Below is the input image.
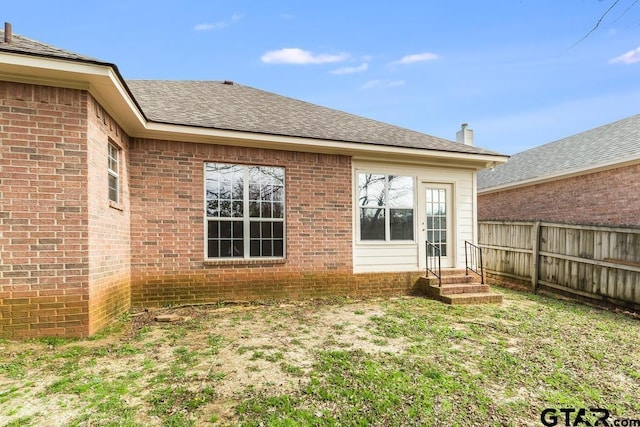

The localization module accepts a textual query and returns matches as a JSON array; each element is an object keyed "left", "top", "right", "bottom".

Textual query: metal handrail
[
  {"left": 465, "top": 240, "right": 484, "bottom": 284},
  {"left": 425, "top": 241, "right": 442, "bottom": 287}
]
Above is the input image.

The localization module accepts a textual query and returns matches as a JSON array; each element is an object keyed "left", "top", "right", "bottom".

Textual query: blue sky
[{"left": 4, "top": 0, "right": 640, "bottom": 154}]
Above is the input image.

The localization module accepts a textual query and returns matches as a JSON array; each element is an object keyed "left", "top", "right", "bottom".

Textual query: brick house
[
  {"left": 0, "top": 26, "right": 507, "bottom": 338},
  {"left": 477, "top": 114, "right": 640, "bottom": 227}
]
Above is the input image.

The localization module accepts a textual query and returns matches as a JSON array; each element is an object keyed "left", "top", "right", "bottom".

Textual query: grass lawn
[{"left": 1, "top": 286, "right": 639, "bottom": 426}]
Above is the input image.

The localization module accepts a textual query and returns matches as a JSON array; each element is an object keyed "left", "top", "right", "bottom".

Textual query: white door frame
[{"left": 418, "top": 182, "right": 455, "bottom": 269}]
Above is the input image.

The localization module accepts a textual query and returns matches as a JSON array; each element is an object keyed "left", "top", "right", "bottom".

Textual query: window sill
[
  {"left": 356, "top": 240, "right": 417, "bottom": 245},
  {"left": 203, "top": 258, "right": 287, "bottom": 267},
  {"left": 109, "top": 200, "right": 124, "bottom": 211}
]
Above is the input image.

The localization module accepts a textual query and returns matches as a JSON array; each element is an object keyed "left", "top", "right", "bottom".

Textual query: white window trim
[
  {"left": 108, "top": 142, "right": 119, "bottom": 204},
  {"left": 203, "top": 163, "right": 286, "bottom": 260},
  {"left": 356, "top": 172, "right": 416, "bottom": 244}
]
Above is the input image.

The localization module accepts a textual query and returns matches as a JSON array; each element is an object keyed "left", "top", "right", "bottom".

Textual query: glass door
[{"left": 423, "top": 184, "right": 453, "bottom": 268}]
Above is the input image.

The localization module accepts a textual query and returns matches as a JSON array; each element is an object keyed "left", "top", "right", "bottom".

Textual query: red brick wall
[
  {"left": 478, "top": 163, "right": 640, "bottom": 227},
  {"left": 129, "top": 139, "right": 400, "bottom": 306},
  {"left": 0, "top": 82, "right": 90, "bottom": 338},
  {"left": 86, "top": 96, "right": 131, "bottom": 335}
]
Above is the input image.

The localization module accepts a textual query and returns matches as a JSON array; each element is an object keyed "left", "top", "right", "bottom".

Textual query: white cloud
[
  {"left": 360, "top": 79, "right": 405, "bottom": 90},
  {"left": 330, "top": 63, "right": 368, "bottom": 75},
  {"left": 395, "top": 52, "right": 439, "bottom": 65},
  {"left": 194, "top": 13, "right": 242, "bottom": 31},
  {"left": 261, "top": 48, "right": 349, "bottom": 64},
  {"left": 609, "top": 46, "right": 640, "bottom": 64}
]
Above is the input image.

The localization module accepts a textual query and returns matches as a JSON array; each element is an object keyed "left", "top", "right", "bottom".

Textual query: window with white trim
[
  {"left": 108, "top": 142, "right": 119, "bottom": 203},
  {"left": 205, "top": 163, "right": 285, "bottom": 259},
  {"left": 358, "top": 173, "right": 414, "bottom": 241}
]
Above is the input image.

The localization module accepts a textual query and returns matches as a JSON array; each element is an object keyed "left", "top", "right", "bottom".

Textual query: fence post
[{"left": 532, "top": 221, "right": 541, "bottom": 292}]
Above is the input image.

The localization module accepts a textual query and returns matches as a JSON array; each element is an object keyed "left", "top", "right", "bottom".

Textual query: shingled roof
[
  {"left": 478, "top": 114, "right": 640, "bottom": 190},
  {"left": 1, "top": 28, "right": 503, "bottom": 157},
  {"left": 126, "top": 80, "right": 500, "bottom": 155},
  {"left": 0, "top": 31, "right": 104, "bottom": 64}
]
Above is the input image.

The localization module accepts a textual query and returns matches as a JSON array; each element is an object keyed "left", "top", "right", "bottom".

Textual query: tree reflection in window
[
  {"left": 358, "top": 174, "right": 414, "bottom": 241},
  {"left": 206, "top": 163, "right": 285, "bottom": 258}
]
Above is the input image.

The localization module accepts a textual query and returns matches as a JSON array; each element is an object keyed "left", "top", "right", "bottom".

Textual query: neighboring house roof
[
  {"left": 1, "top": 28, "right": 506, "bottom": 162},
  {"left": 478, "top": 114, "right": 640, "bottom": 191}
]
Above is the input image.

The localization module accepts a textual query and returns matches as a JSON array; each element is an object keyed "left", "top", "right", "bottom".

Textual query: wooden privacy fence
[{"left": 478, "top": 221, "right": 640, "bottom": 309}]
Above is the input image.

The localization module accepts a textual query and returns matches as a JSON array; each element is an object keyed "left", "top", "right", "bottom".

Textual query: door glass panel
[{"left": 425, "top": 188, "right": 447, "bottom": 257}]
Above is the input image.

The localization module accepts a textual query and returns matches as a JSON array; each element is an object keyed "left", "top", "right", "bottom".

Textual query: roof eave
[
  {"left": 139, "top": 121, "right": 508, "bottom": 169},
  {"left": 478, "top": 155, "right": 640, "bottom": 194},
  {"left": 0, "top": 50, "right": 508, "bottom": 169}
]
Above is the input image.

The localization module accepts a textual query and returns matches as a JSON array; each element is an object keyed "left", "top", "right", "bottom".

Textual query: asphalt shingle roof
[
  {"left": 1, "top": 28, "right": 504, "bottom": 157},
  {"left": 477, "top": 114, "right": 640, "bottom": 190},
  {"left": 126, "top": 80, "right": 500, "bottom": 155},
  {"left": 0, "top": 31, "right": 103, "bottom": 63}
]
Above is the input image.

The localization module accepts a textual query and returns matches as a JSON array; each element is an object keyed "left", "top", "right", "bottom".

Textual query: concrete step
[
  {"left": 440, "top": 292, "right": 503, "bottom": 305},
  {"left": 437, "top": 284, "right": 491, "bottom": 294}
]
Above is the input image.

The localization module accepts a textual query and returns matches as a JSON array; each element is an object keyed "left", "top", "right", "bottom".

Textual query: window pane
[
  {"left": 208, "top": 240, "right": 219, "bottom": 258},
  {"left": 208, "top": 221, "right": 219, "bottom": 239},
  {"left": 249, "top": 201, "right": 260, "bottom": 217},
  {"left": 108, "top": 143, "right": 118, "bottom": 172},
  {"left": 232, "top": 201, "right": 243, "bottom": 218},
  {"left": 274, "top": 240, "right": 284, "bottom": 257},
  {"left": 250, "top": 221, "right": 260, "bottom": 238},
  {"left": 272, "top": 185, "right": 284, "bottom": 202},
  {"left": 205, "top": 163, "right": 244, "bottom": 219},
  {"left": 220, "top": 221, "right": 231, "bottom": 238},
  {"left": 388, "top": 176, "right": 413, "bottom": 208},
  {"left": 390, "top": 209, "right": 414, "bottom": 240},
  {"left": 232, "top": 221, "right": 243, "bottom": 238},
  {"left": 207, "top": 200, "right": 219, "bottom": 217},
  {"left": 250, "top": 240, "right": 260, "bottom": 257},
  {"left": 220, "top": 240, "right": 232, "bottom": 257},
  {"left": 261, "top": 202, "right": 272, "bottom": 218},
  {"left": 272, "top": 202, "right": 284, "bottom": 219},
  {"left": 262, "top": 240, "right": 272, "bottom": 257},
  {"left": 360, "top": 208, "right": 385, "bottom": 240},
  {"left": 108, "top": 173, "right": 118, "bottom": 202},
  {"left": 261, "top": 222, "right": 272, "bottom": 238},
  {"left": 273, "top": 222, "right": 283, "bottom": 238},
  {"left": 232, "top": 240, "right": 244, "bottom": 257},
  {"left": 358, "top": 174, "right": 385, "bottom": 207},
  {"left": 219, "top": 201, "right": 231, "bottom": 217}
]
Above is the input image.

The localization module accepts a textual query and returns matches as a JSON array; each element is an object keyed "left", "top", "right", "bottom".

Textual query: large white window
[
  {"left": 205, "top": 163, "right": 285, "bottom": 259},
  {"left": 107, "top": 142, "right": 119, "bottom": 203},
  {"left": 358, "top": 173, "right": 414, "bottom": 241}
]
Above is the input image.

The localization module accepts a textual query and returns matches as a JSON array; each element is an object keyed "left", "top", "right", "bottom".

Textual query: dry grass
[{"left": 1, "top": 287, "right": 639, "bottom": 426}]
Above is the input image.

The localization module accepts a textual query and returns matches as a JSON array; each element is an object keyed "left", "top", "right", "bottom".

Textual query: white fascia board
[
  {"left": 479, "top": 156, "right": 640, "bottom": 194},
  {"left": 140, "top": 122, "right": 508, "bottom": 169},
  {"left": 0, "top": 52, "right": 146, "bottom": 132}
]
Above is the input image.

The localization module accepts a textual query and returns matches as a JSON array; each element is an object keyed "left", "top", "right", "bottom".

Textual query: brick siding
[
  {"left": 0, "top": 82, "right": 91, "bottom": 338},
  {"left": 86, "top": 96, "right": 131, "bottom": 335},
  {"left": 130, "top": 139, "right": 368, "bottom": 306},
  {"left": 478, "top": 163, "right": 640, "bottom": 227}
]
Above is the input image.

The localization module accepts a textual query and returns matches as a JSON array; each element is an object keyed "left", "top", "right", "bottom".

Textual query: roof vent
[
  {"left": 456, "top": 123, "right": 474, "bottom": 146},
  {"left": 223, "top": 80, "right": 234, "bottom": 85},
  {"left": 3, "top": 22, "right": 12, "bottom": 44}
]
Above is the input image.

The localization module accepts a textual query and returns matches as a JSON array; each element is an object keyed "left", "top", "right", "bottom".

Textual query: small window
[
  {"left": 205, "top": 163, "right": 285, "bottom": 259},
  {"left": 358, "top": 173, "right": 414, "bottom": 241},
  {"left": 108, "top": 142, "right": 119, "bottom": 203}
]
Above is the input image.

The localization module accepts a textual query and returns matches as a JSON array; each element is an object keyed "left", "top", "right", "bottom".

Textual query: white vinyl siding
[{"left": 353, "top": 161, "right": 476, "bottom": 273}]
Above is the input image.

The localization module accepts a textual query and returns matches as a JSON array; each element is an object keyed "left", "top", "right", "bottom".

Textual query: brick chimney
[
  {"left": 3, "top": 22, "right": 12, "bottom": 44},
  {"left": 456, "top": 123, "right": 473, "bottom": 146}
]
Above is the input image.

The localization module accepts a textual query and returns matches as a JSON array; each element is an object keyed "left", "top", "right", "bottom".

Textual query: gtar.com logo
[{"left": 540, "top": 408, "right": 610, "bottom": 426}]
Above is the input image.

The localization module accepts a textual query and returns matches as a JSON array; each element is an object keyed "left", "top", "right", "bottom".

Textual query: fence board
[{"left": 479, "top": 221, "right": 640, "bottom": 309}]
